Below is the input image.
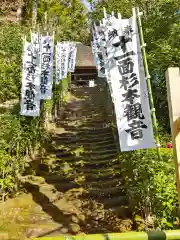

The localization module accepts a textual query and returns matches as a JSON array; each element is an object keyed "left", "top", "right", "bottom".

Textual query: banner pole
[
  {"left": 135, "top": 7, "right": 161, "bottom": 159},
  {"left": 32, "top": 0, "right": 38, "bottom": 32}
]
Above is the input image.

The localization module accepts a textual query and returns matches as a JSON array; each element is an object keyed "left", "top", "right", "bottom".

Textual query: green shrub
[
  {"left": 0, "top": 144, "right": 24, "bottom": 200},
  {"left": 120, "top": 148, "right": 179, "bottom": 230},
  {"left": 0, "top": 23, "right": 28, "bottom": 102},
  {"left": 0, "top": 104, "right": 50, "bottom": 199}
]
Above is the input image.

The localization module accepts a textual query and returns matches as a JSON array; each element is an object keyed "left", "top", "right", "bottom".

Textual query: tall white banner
[
  {"left": 20, "top": 40, "right": 40, "bottom": 116},
  {"left": 91, "top": 41, "right": 98, "bottom": 66},
  {"left": 40, "top": 35, "right": 54, "bottom": 99},
  {"left": 92, "top": 27, "right": 106, "bottom": 78},
  {"left": 56, "top": 42, "right": 69, "bottom": 83},
  {"left": 68, "top": 42, "right": 77, "bottom": 72},
  {"left": 104, "top": 16, "right": 155, "bottom": 151},
  {"left": 56, "top": 43, "right": 61, "bottom": 84},
  {"left": 103, "top": 17, "right": 123, "bottom": 111},
  {"left": 31, "top": 32, "right": 40, "bottom": 53}
]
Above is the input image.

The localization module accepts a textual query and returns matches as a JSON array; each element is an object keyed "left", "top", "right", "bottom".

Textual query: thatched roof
[{"left": 76, "top": 44, "right": 95, "bottom": 68}]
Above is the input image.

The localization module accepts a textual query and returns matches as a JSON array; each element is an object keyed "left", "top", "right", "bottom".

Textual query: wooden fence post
[{"left": 166, "top": 67, "right": 180, "bottom": 206}]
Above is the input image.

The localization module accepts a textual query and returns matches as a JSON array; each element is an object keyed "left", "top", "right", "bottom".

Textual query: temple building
[{"left": 72, "top": 43, "right": 97, "bottom": 87}]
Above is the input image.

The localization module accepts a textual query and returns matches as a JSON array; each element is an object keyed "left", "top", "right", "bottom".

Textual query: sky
[{"left": 82, "top": 0, "right": 91, "bottom": 10}]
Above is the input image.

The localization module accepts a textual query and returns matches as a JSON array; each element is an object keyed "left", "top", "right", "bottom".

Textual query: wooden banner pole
[{"left": 135, "top": 7, "right": 161, "bottom": 159}]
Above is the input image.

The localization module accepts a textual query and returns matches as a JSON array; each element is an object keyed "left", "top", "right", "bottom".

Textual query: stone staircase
[
  {"left": 36, "top": 86, "right": 132, "bottom": 233},
  {"left": 0, "top": 85, "right": 132, "bottom": 239}
]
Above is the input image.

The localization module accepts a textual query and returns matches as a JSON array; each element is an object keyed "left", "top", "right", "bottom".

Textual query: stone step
[
  {"left": 62, "top": 119, "right": 109, "bottom": 125},
  {"left": 77, "top": 132, "right": 114, "bottom": 139},
  {"left": 57, "top": 120, "right": 111, "bottom": 126},
  {"left": 86, "top": 148, "right": 117, "bottom": 156},
  {"left": 75, "top": 165, "right": 121, "bottom": 174},
  {"left": 64, "top": 107, "right": 107, "bottom": 112},
  {"left": 54, "top": 132, "right": 114, "bottom": 140},
  {"left": 22, "top": 223, "right": 65, "bottom": 238},
  {"left": 77, "top": 170, "right": 122, "bottom": 180},
  {"left": 41, "top": 169, "right": 121, "bottom": 182},
  {"left": 76, "top": 127, "right": 113, "bottom": 134},
  {"left": 88, "top": 185, "right": 126, "bottom": 198},
  {"left": 80, "top": 169, "right": 122, "bottom": 181},
  {"left": 39, "top": 182, "right": 80, "bottom": 192},
  {"left": 72, "top": 90, "right": 101, "bottom": 95},
  {"left": 80, "top": 143, "right": 117, "bottom": 151},
  {"left": 90, "top": 177, "right": 124, "bottom": 187},
  {"left": 112, "top": 206, "right": 132, "bottom": 218},
  {"left": 69, "top": 152, "right": 117, "bottom": 161},
  {"left": 81, "top": 124, "right": 112, "bottom": 129},
  {"left": 53, "top": 157, "right": 118, "bottom": 168},
  {"left": 77, "top": 124, "right": 112, "bottom": 130},
  {"left": 103, "top": 196, "right": 129, "bottom": 207},
  {"left": 53, "top": 157, "right": 120, "bottom": 170},
  {"left": 51, "top": 151, "right": 74, "bottom": 158},
  {"left": 34, "top": 173, "right": 74, "bottom": 183},
  {"left": 57, "top": 128, "right": 113, "bottom": 137},
  {"left": 0, "top": 232, "right": 9, "bottom": 240},
  {"left": 52, "top": 137, "right": 115, "bottom": 145},
  {"left": 78, "top": 134, "right": 114, "bottom": 141},
  {"left": 49, "top": 148, "right": 117, "bottom": 159},
  {"left": 39, "top": 174, "right": 123, "bottom": 187}
]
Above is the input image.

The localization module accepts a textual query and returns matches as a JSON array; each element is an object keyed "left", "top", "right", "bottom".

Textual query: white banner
[
  {"left": 31, "top": 32, "right": 40, "bottom": 53},
  {"left": 103, "top": 17, "right": 122, "bottom": 106},
  {"left": 103, "top": 15, "right": 155, "bottom": 151},
  {"left": 68, "top": 42, "right": 77, "bottom": 72},
  {"left": 56, "top": 43, "right": 61, "bottom": 84},
  {"left": 92, "top": 26, "right": 106, "bottom": 78},
  {"left": 61, "top": 42, "right": 69, "bottom": 79},
  {"left": 40, "top": 35, "right": 54, "bottom": 99},
  {"left": 20, "top": 40, "right": 40, "bottom": 116},
  {"left": 56, "top": 42, "right": 69, "bottom": 83},
  {"left": 91, "top": 41, "right": 98, "bottom": 66}
]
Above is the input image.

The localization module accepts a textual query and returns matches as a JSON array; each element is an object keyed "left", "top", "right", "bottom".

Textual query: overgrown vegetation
[
  {"left": 0, "top": 0, "right": 89, "bottom": 201},
  {"left": 120, "top": 149, "right": 178, "bottom": 230},
  {"left": 0, "top": 23, "right": 24, "bottom": 102},
  {"left": 0, "top": 101, "right": 51, "bottom": 195}
]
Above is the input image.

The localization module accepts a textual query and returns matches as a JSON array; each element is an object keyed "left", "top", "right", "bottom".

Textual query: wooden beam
[
  {"left": 75, "top": 66, "right": 96, "bottom": 70},
  {"left": 74, "top": 80, "right": 90, "bottom": 82},
  {"left": 73, "top": 73, "right": 97, "bottom": 76},
  {"left": 166, "top": 67, "right": 180, "bottom": 206}
]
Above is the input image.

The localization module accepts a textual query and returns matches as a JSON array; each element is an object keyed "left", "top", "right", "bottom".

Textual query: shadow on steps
[{"left": 24, "top": 85, "right": 133, "bottom": 237}]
